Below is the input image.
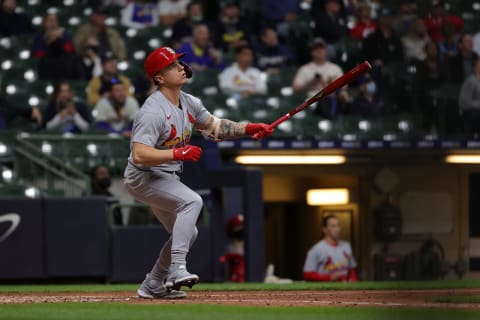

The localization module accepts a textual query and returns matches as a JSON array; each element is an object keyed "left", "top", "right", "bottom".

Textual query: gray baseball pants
[{"left": 124, "top": 166, "right": 202, "bottom": 281}]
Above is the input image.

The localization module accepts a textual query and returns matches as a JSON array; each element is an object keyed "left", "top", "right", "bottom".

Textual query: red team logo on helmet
[{"left": 144, "top": 47, "right": 186, "bottom": 78}]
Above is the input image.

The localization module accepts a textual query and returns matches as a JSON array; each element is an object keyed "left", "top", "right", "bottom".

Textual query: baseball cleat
[
  {"left": 165, "top": 265, "right": 199, "bottom": 290},
  {"left": 137, "top": 274, "right": 187, "bottom": 299}
]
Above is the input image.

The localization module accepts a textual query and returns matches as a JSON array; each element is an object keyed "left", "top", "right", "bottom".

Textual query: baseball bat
[{"left": 254, "top": 61, "right": 372, "bottom": 139}]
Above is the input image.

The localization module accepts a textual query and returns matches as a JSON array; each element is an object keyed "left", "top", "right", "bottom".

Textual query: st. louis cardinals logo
[{"left": 0, "top": 213, "right": 21, "bottom": 243}]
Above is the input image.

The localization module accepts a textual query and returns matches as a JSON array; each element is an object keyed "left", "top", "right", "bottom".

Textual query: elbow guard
[{"left": 198, "top": 116, "right": 221, "bottom": 141}]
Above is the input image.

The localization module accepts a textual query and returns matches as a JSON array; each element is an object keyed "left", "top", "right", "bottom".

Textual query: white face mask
[{"left": 366, "top": 81, "right": 377, "bottom": 95}]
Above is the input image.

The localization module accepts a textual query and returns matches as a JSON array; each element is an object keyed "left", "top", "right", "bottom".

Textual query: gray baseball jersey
[
  {"left": 125, "top": 90, "right": 211, "bottom": 174},
  {"left": 123, "top": 89, "right": 211, "bottom": 280},
  {"left": 303, "top": 240, "right": 357, "bottom": 275}
]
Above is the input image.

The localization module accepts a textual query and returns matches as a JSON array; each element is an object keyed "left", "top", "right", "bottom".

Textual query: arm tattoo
[{"left": 217, "top": 119, "right": 247, "bottom": 139}]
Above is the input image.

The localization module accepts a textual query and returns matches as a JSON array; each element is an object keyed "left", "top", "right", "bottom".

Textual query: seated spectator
[
  {"left": 303, "top": 215, "right": 358, "bottom": 282},
  {"left": 362, "top": 8, "right": 404, "bottom": 68},
  {"left": 262, "top": 0, "right": 300, "bottom": 38},
  {"left": 43, "top": 81, "right": 91, "bottom": 133},
  {"left": 424, "top": 0, "right": 463, "bottom": 43},
  {"left": 392, "top": 0, "right": 418, "bottom": 37},
  {"left": 293, "top": 38, "right": 344, "bottom": 98},
  {"left": 211, "top": 0, "right": 251, "bottom": 52},
  {"left": 86, "top": 52, "right": 133, "bottom": 106},
  {"left": 177, "top": 24, "right": 225, "bottom": 72},
  {"left": 218, "top": 46, "right": 267, "bottom": 98},
  {"left": 441, "top": 32, "right": 477, "bottom": 83},
  {"left": 158, "top": 0, "right": 190, "bottom": 27},
  {"left": 349, "top": 3, "right": 377, "bottom": 41},
  {"left": 0, "top": 95, "right": 42, "bottom": 130},
  {"left": 311, "top": 0, "right": 346, "bottom": 58},
  {"left": 121, "top": 0, "right": 159, "bottom": 29},
  {"left": 351, "top": 74, "right": 385, "bottom": 118},
  {"left": 413, "top": 40, "right": 444, "bottom": 130},
  {"left": 438, "top": 23, "right": 460, "bottom": 63},
  {"left": 74, "top": 6, "right": 127, "bottom": 61},
  {"left": 170, "top": 0, "right": 204, "bottom": 49},
  {"left": 31, "top": 13, "right": 85, "bottom": 81},
  {"left": 255, "top": 27, "right": 293, "bottom": 75},
  {"left": 90, "top": 164, "right": 123, "bottom": 225},
  {"left": 94, "top": 78, "right": 139, "bottom": 136},
  {"left": 80, "top": 36, "right": 103, "bottom": 80},
  {"left": 0, "top": 0, "right": 34, "bottom": 37},
  {"left": 452, "top": 34, "right": 478, "bottom": 82},
  {"left": 402, "top": 18, "right": 430, "bottom": 62},
  {"left": 459, "top": 58, "right": 480, "bottom": 136}
]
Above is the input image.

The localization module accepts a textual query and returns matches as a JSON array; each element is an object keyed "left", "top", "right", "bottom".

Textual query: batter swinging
[{"left": 123, "top": 47, "right": 273, "bottom": 299}]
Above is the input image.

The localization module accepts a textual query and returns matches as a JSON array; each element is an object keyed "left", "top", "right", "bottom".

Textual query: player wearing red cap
[{"left": 123, "top": 47, "right": 273, "bottom": 299}]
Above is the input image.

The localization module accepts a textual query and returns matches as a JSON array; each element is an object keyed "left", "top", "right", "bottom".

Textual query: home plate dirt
[{"left": 1, "top": 289, "right": 480, "bottom": 309}]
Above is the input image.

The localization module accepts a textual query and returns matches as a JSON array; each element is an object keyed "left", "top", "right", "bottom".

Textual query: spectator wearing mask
[
  {"left": 255, "top": 27, "right": 293, "bottom": 75},
  {"left": 31, "top": 13, "right": 85, "bottom": 81},
  {"left": 401, "top": 18, "right": 430, "bottom": 62},
  {"left": 211, "top": 0, "right": 251, "bottom": 51},
  {"left": 459, "top": 58, "right": 480, "bottom": 136},
  {"left": 158, "top": 0, "right": 190, "bottom": 27},
  {"left": 177, "top": 23, "right": 225, "bottom": 71},
  {"left": 43, "top": 81, "right": 92, "bottom": 133},
  {"left": 170, "top": 1, "right": 204, "bottom": 49},
  {"left": 86, "top": 52, "right": 133, "bottom": 106},
  {"left": 351, "top": 74, "right": 385, "bottom": 118},
  {"left": 362, "top": 8, "right": 404, "bottom": 68},
  {"left": 94, "top": 78, "right": 139, "bottom": 136},
  {"left": 424, "top": 0, "right": 463, "bottom": 43},
  {"left": 90, "top": 164, "right": 123, "bottom": 225},
  {"left": 121, "top": 0, "right": 160, "bottom": 29},
  {"left": 218, "top": 45, "right": 267, "bottom": 98},
  {"left": 0, "top": 95, "right": 42, "bottom": 130},
  {"left": 349, "top": 3, "right": 377, "bottom": 41},
  {"left": 74, "top": 6, "right": 127, "bottom": 61},
  {"left": 0, "top": 0, "right": 34, "bottom": 37}
]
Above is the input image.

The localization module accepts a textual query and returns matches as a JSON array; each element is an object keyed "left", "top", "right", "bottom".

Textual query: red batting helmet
[{"left": 144, "top": 47, "right": 185, "bottom": 79}]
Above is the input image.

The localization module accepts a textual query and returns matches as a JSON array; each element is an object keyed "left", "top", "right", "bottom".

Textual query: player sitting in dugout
[{"left": 303, "top": 215, "right": 358, "bottom": 282}]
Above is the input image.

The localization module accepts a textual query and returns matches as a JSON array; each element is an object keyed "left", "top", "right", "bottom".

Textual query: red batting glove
[
  {"left": 246, "top": 123, "right": 274, "bottom": 140},
  {"left": 173, "top": 145, "right": 203, "bottom": 162}
]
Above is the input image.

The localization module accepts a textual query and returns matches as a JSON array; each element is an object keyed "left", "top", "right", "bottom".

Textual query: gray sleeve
[
  {"left": 186, "top": 94, "right": 211, "bottom": 124},
  {"left": 131, "top": 111, "right": 165, "bottom": 147},
  {"left": 303, "top": 246, "right": 323, "bottom": 272},
  {"left": 459, "top": 78, "right": 480, "bottom": 110}
]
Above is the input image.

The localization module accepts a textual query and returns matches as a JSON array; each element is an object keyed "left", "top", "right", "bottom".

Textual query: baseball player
[
  {"left": 303, "top": 215, "right": 358, "bottom": 282},
  {"left": 123, "top": 46, "right": 274, "bottom": 299}
]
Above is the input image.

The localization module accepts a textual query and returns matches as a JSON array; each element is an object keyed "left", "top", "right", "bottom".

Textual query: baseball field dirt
[
  {"left": 1, "top": 288, "right": 480, "bottom": 308},
  {"left": 1, "top": 282, "right": 480, "bottom": 320}
]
